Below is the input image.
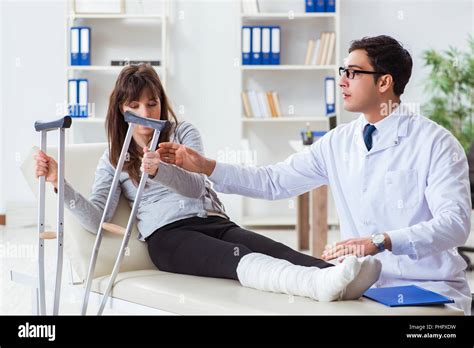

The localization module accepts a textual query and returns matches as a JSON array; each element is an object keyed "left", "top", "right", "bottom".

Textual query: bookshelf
[
  {"left": 241, "top": 12, "right": 336, "bottom": 19},
  {"left": 242, "top": 116, "right": 328, "bottom": 123},
  {"left": 64, "top": 0, "right": 169, "bottom": 144},
  {"left": 238, "top": 0, "right": 340, "bottom": 228},
  {"left": 241, "top": 64, "right": 336, "bottom": 70}
]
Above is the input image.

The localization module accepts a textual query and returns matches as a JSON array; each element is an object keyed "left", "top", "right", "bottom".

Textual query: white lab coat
[{"left": 209, "top": 104, "right": 472, "bottom": 314}]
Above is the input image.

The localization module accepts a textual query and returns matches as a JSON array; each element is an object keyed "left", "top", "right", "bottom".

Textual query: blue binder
[
  {"left": 305, "top": 0, "right": 315, "bottom": 12},
  {"left": 325, "top": 77, "right": 335, "bottom": 115},
  {"left": 261, "top": 27, "right": 271, "bottom": 65},
  {"left": 78, "top": 79, "right": 89, "bottom": 117},
  {"left": 242, "top": 26, "right": 252, "bottom": 65},
  {"left": 251, "top": 27, "right": 262, "bottom": 65},
  {"left": 68, "top": 79, "right": 88, "bottom": 117},
  {"left": 270, "top": 26, "right": 280, "bottom": 65},
  {"left": 315, "top": 0, "right": 325, "bottom": 12},
  {"left": 326, "top": 0, "right": 336, "bottom": 12},
  {"left": 68, "top": 79, "right": 79, "bottom": 117},
  {"left": 70, "top": 28, "right": 80, "bottom": 66},
  {"left": 364, "top": 285, "right": 455, "bottom": 307},
  {"left": 80, "top": 27, "right": 91, "bottom": 65}
]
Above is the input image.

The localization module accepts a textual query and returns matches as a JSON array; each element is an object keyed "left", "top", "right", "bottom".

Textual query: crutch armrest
[
  {"left": 35, "top": 116, "right": 72, "bottom": 132},
  {"left": 124, "top": 111, "right": 171, "bottom": 132}
]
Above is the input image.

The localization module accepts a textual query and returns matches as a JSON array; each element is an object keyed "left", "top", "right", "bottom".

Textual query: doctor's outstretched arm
[{"left": 158, "top": 140, "right": 329, "bottom": 200}]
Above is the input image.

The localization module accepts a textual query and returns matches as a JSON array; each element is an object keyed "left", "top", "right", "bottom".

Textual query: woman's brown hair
[{"left": 106, "top": 63, "right": 178, "bottom": 186}]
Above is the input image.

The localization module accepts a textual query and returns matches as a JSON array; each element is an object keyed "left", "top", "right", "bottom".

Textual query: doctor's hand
[
  {"left": 321, "top": 234, "right": 391, "bottom": 261},
  {"left": 158, "top": 142, "right": 216, "bottom": 176}
]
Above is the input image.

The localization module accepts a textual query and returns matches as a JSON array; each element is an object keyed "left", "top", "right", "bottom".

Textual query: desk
[{"left": 289, "top": 140, "right": 329, "bottom": 258}]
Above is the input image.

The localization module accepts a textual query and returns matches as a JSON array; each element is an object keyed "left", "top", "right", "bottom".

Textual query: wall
[{"left": 1, "top": 0, "right": 473, "bottom": 223}]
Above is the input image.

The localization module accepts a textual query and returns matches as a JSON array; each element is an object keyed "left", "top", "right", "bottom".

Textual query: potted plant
[{"left": 422, "top": 36, "right": 474, "bottom": 199}]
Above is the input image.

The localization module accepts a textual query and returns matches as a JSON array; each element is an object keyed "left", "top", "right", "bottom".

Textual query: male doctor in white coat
[{"left": 158, "top": 35, "right": 472, "bottom": 314}]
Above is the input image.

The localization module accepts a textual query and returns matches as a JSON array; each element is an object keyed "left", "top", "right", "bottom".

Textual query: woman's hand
[
  {"left": 158, "top": 142, "right": 216, "bottom": 176},
  {"left": 141, "top": 147, "right": 160, "bottom": 177},
  {"left": 34, "top": 150, "right": 58, "bottom": 189}
]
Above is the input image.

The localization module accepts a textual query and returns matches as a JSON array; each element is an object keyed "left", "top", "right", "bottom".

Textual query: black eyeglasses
[{"left": 339, "top": 66, "right": 387, "bottom": 80}]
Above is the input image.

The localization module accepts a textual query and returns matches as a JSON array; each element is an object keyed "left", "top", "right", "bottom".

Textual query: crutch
[
  {"left": 34, "top": 116, "right": 72, "bottom": 315},
  {"left": 81, "top": 111, "right": 170, "bottom": 315}
]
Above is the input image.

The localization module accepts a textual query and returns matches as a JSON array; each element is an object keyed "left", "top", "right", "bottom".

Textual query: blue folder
[
  {"left": 80, "top": 27, "right": 91, "bottom": 65},
  {"left": 261, "top": 26, "right": 271, "bottom": 65},
  {"left": 315, "top": 0, "right": 325, "bottom": 12},
  {"left": 325, "top": 77, "right": 336, "bottom": 115},
  {"left": 363, "top": 285, "right": 455, "bottom": 307},
  {"left": 70, "top": 27, "right": 81, "bottom": 66},
  {"left": 77, "top": 79, "right": 89, "bottom": 117},
  {"left": 305, "top": 0, "right": 315, "bottom": 12},
  {"left": 270, "top": 26, "right": 280, "bottom": 65},
  {"left": 242, "top": 26, "right": 252, "bottom": 65},
  {"left": 326, "top": 0, "right": 336, "bottom": 12},
  {"left": 251, "top": 27, "right": 262, "bottom": 65},
  {"left": 68, "top": 79, "right": 79, "bottom": 117}
]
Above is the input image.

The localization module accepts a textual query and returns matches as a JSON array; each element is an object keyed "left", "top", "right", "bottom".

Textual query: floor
[{"left": 1, "top": 202, "right": 474, "bottom": 315}]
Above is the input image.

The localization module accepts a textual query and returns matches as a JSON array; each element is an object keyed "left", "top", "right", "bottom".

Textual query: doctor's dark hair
[
  {"left": 106, "top": 63, "right": 178, "bottom": 187},
  {"left": 349, "top": 35, "right": 413, "bottom": 96}
]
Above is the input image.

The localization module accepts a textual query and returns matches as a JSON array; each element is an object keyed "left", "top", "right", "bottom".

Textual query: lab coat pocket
[{"left": 384, "top": 169, "right": 419, "bottom": 209}]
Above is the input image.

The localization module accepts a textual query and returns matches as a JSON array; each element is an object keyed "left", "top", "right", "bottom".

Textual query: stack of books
[
  {"left": 241, "top": 91, "right": 282, "bottom": 118},
  {"left": 242, "top": 0, "right": 259, "bottom": 14},
  {"left": 304, "top": 32, "right": 335, "bottom": 66}
]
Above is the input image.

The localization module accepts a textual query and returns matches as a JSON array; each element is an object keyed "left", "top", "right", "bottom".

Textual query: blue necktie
[{"left": 363, "top": 124, "right": 377, "bottom": 151}]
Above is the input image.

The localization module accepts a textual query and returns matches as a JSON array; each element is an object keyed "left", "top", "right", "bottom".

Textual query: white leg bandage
[{"left": 236, "top": 253, "right": 363, "bottom": 302}]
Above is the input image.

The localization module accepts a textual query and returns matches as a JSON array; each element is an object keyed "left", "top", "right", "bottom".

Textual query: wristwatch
[{"left": 371, "top": 233, "right": 386, "bottom": 252}]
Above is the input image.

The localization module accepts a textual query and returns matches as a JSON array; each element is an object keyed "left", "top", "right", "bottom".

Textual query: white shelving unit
[
  {"left": 242, "top": 116, "right": 328, "bottom": 123},
  {"left": 241, "top": 12, "right": 336, "bottom": 19},
  {"left": 67, "top": 65, "right": 163, "bottom": 72},
  {"left": 239, "top": 1, "right": 340, "bottom": 227},
  {"left": 241, "top": 64, "right": 336, "bottom": 70},
  {"left": 65, "top": 0, "right": 169, "bottom": 144},
  {"left": 72, "top": 14, "right": 164, "bottom": 19}
]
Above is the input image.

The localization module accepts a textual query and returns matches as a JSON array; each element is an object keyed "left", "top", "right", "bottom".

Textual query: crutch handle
[
  {"left": 35, "top": 116, "right": 72, "bottom": 132},
  {"left": 124, "top": 111, "right": 171, "bottom": 132}
]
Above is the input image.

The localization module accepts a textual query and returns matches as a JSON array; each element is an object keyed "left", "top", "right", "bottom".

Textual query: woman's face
[{"left": 122, "top": 88, "right": 162, "bottom": 141}]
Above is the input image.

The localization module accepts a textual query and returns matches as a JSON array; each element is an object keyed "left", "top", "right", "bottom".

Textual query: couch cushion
[
  {"left": 20, "top": 143, "right": 156, "bottom": 281},
  {"left": 91, "top": 270, "right": 463, "bottom": 315}
]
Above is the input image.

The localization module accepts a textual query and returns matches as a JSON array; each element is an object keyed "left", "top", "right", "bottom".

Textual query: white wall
[
  {"left": 166, "top": 0, "right": 242, "bottom": 217},
  {"left": 2, "top": 0, "right": 66, "bottom": 206},
  {"left": 339, "top": 0, "right": 474, "bottom": 123},
  {"left": 1, "top": 0, "right": 473, "bottom": 221}
]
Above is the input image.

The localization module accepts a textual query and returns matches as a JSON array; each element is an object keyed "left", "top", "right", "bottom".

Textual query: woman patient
[{"left": 34, "top": 63, "right": 381, "bottom": 302}]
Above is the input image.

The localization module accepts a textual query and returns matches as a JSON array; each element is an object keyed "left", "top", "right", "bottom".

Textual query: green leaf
[{"left": 422, "top": 35, "right": 474, "bottom": 153}]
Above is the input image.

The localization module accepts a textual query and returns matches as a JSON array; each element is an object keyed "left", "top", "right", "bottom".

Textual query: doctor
[{"left": 158, "top": 35, "right": 472, "bottom": 314}]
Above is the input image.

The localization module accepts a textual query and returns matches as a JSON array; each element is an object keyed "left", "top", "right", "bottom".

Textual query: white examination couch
[{"left": 19, "top": 143, "right": 462, "bottom": 315}]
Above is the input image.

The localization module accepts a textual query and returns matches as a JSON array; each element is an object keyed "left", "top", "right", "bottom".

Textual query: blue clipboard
[{"left": 363, "top": 285, "right": 455, "bottom": 307}]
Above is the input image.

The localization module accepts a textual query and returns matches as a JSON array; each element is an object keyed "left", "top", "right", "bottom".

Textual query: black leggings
[{"left": 146, "top": 216, "right": 333, "bottom": 280}]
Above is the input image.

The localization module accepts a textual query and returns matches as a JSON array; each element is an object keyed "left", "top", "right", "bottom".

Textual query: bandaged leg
[
  {"left": 341, "top": 256, "right": 382, "bottom": 300},
  {"left": 236, "top": 253, "right": 361, "bottom": 302}
]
